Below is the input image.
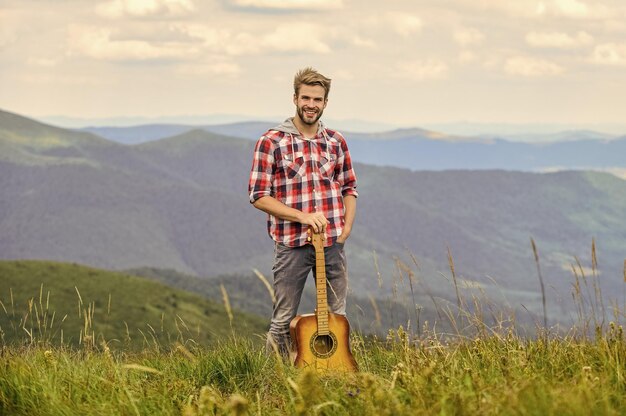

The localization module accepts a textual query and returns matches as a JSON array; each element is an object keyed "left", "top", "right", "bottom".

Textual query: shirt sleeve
[
  {"left": 248, "top": 136, "right": 275, "bottom": 203},
  {"left": 335, "top": 136, "right": 359, "bottom": 198}
]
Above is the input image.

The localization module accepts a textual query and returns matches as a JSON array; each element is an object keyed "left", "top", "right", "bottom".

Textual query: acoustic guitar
[{"left": 289, "top": 230, "right": 358, "bottom": 372}]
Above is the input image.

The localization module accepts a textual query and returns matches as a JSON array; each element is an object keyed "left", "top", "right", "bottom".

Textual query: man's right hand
[
  {"left": 252, "top": 196, "right": 329, "bottom": 233},
  {"left": 298, "top": 211, "right": 329, "bottom": 234}
]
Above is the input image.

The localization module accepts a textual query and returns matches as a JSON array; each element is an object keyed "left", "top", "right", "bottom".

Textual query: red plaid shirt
[{"left": 248, "top": 119, "right": 358, "bottom": 247}]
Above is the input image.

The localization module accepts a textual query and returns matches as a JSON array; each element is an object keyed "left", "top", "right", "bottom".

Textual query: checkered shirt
[{"left": 248, "top": 124, "right": 358, "bottom": 247}]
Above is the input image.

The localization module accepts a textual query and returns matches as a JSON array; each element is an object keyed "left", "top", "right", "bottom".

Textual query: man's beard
[{"left": 297, "top": 105, "right": 323, "bottom": 125}]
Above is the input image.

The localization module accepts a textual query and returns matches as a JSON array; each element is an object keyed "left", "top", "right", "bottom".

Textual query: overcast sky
[{"left": 1, "top": 0, "right": 626, "bottom": 129}]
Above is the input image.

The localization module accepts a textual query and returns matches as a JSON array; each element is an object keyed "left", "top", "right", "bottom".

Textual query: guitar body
[{"left": 290, "top": 312, "right": 358, "bottom": 372}]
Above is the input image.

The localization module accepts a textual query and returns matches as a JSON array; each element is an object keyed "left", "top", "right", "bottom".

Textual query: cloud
[
  {"left": 458, "top": 50, "right": 477, "bottom": 64},
  {"left": 536, "top": 0, "right": 614, "bottom": 19},
  {"left": 454, "top": 28, "right": 485, "bottom": 46},
  {"left": 526, "top": 31, "right": 593, "bottom": 49},
  {"left": 349, "top": 34, "right": 376, "bottom": 49},
  {"left": 386, "top": 12, "right": 422, "bottom": 37},
  {"left": 176, "top": 59, "right": 241, "bottom": 76},
  {"left": 537, "top": 0, "right": 589, "bottom": 18},
  {"left": 454, "top": 0, "right": 619, "bottom": 20},
  {"left": 394, "top": 59, "right": 449, "bottom": 81},
  {"left": 176, "top": 22, "right": 332, "bottom": 55},
  {"left": 262, "top": 23, "right": 331, "bottom": 53},
  {"left": 96, "top": 0, "right": 196, "bottom": 19},
  {"left": 591, "top": 43, "right": 626, "bottom": 66},
  {"left": 504, "top": 56, "right": 564, "bottom": 77},
  {"left": 67, "top": 24, "right": 198, "bottom": 61},
  {"left": 452, "top": 0, "right": 542, "bottom": 18},
  {"left": 228, "top": 0, "right": 343, "bottom": 11},
  {"left": 27, "top": 57, "right": 59, "bottom": 68}
]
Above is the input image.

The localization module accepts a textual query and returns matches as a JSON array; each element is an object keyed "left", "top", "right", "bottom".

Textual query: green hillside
[
  {"left": 127, "top": 266, "right": 457, "bottom": 336},
  {"left": 0, "top": 260, "right": 267, "bottom": 349},
  {"left": 0, "top": 109, "right": 116, "bottom": 166}
]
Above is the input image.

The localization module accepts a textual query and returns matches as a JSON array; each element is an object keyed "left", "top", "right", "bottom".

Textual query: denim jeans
[{"left": 266, "top": 241, "right": 348, "bottom": 357}]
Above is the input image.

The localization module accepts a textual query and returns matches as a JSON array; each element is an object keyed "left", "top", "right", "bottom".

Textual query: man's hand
[
  {"left": 336, "top": 227, "right": 350, "bottom": 244},
  {"left": 298, "top": 212, "right": 329, "bottom": 234}
]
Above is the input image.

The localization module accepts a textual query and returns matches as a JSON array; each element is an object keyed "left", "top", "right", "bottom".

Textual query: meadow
[{"left": 1, "top": 249, "right": 626, "bottom": 415}]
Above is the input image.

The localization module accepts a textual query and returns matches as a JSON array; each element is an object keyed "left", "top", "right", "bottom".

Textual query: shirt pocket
[
  {"left": 319, "top": 151, "right": 337, "bottom": 179},
  {"left": 278, "top": 151, "right": 306, "bottom": 179}
]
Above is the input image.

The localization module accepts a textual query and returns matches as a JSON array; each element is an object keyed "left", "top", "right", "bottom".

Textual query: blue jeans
[{"left": 266, "top": 241, "right": 348, "bottom": 357}]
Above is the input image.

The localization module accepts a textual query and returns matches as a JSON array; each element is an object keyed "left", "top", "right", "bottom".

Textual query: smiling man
[{"left": 248, "top": 67, "right": 358, "bottom": 357}]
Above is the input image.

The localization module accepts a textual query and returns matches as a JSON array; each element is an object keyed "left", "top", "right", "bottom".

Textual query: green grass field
[
  {"left": 0, "top": 260, "right": 267, "bottom": 349},
  {"left": 1, "top": 327, "right": 625, "bottom": 415},
  {"left": 1, "top": 259, "right": 625, "bottom": 415}
]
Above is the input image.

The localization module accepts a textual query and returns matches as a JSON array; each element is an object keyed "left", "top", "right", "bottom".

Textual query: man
[{"left": 248, "top": 67, "right": 358, "bottom": 357}]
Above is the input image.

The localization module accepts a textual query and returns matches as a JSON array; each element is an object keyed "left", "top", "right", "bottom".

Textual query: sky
[{"left": 1, "top": 0, "right": 626, "bottom": 131}]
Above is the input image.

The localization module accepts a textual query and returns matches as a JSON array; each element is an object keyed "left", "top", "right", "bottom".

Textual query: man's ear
[{"left": 293, "top": 94, "right": 298, "bottom": 106}]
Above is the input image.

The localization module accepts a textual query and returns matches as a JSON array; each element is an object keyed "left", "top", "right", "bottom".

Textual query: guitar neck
[{"left": 312, "top": 233, "right": 329, "bottom": 335}]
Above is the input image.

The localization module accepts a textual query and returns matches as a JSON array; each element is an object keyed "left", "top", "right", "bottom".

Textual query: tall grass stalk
[{"left": 530, "top": 238, "right": 548, "bottom": 333}]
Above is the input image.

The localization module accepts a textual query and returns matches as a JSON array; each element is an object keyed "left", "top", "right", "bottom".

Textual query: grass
[
  {"left": 0, "top": 260, "right": 267, "bottom": 349},
  {"left": 1, "top": 326, "right": 625, "bottom": 415},
  {"left": 2, "top": 244, "right": 626, "bottom": 415}
]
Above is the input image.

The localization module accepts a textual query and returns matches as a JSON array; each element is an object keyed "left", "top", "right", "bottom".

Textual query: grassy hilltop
[
  {"left": 1, "top": 315, "right": 625, "bottom": 414},
  {"left": 1, "top": 261, "right": 626, "bottom": 415},
  {"left": 0, "top": 260, "right": 267, "bottom": 349}
]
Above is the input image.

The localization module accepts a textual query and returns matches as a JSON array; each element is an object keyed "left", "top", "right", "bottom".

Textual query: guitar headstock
[{"left": 307, "top": 228, "right": 325, "bottom": 251}]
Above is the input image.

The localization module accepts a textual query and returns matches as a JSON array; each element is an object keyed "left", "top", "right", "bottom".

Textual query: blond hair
[{"left": 293, "top": 67, "right": 331, "bottom": 100}]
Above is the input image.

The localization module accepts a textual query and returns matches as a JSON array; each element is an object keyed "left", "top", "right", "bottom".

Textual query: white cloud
[
  {"left": 453, "top": 0, "right": 542, "bottom": 18},
  {"left": 458, "top": 50, "right": 477, "bottom": 64},
  {"left": 262, "top": 23, "right": 331, "bottom": 54},
  {"left": 349, "top": 34, "right": 376, "bottom": 49},
  {"left": 455, "top": 0, "right": 619, "bottom": 20},
  {"left": 454, "top": 28, "right": 485, "bottom": 46},
  {"left": 176, "top": 22, "right": 332, "bottom": 55},
  {"left": 176, "top": 59, "right": 241, "bottom": 76},
  {"left": 526, "top": 31, "right": 593, "bottom": 49},
  {"left": 386, "top": 12, "right": 422, "bottom": 37},
  {"left": 504, "top": 56, "right": 564, "bottom": 77},
  {"left": 27, "top": 57, "right": 59, "bottom": 68},
  {"left": 395, "top": 59, "right": 449, "bottom": 81},
  {"left": 96, "top": 0, "right": 196, "bottom": 19},
  {"left": 544, "top": 0, "right": 589, "bottom": 17},
  {"left": 67, "top": 24, "right": 198, "bottom": 61},
  {"left": 67, "top": 20, "right": 333, "bottom": 62},
  {"left": 228, "top": 0, "right": 343, "bottom": 10},
  {"left": 591, "top": 43, "right": 626, "bottom": 66},
  {"left": 536, "top": 0, "right": 614, "bottom": 19}
]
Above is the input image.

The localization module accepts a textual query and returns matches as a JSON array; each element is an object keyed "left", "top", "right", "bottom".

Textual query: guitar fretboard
[{"left": 312, "top": 233, "right": 329, "bottom": 335}]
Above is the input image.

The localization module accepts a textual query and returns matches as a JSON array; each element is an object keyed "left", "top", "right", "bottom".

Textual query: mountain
[
  {"left": 0, "top": 260, "right": 267, "bottom": 348},
  {"left": 81, "top": 119, "right": 626, "bottom": 172},
  {"left": 2, "top": 108, "right": 626, "bottom": 328},
  {"left": 81, "top": 121, "right": 274, "bottom": 144},
  {"left": 346, "top": 132, "right": 626, "bottom": 171}
]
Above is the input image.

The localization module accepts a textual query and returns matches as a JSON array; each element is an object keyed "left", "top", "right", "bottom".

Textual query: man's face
[{"left": 293, "top": 84, "right": 327, "bottom": 126}]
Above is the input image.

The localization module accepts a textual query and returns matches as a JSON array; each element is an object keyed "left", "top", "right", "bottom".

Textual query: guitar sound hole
[{"left": 311, "top": 332, "right": 338, "bottom": 358}]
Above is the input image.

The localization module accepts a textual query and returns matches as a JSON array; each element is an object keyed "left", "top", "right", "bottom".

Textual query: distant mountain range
[
  {"left": 80, "top": 121, "right": 626, "bottom": 173},
  {"left": 2, "top": 108, "right": 626, "bottom": 329}
]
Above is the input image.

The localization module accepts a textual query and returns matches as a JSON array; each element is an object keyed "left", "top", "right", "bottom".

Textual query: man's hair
[{"left": 293, "top": 67, "right": 331, "bottom": 100}]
